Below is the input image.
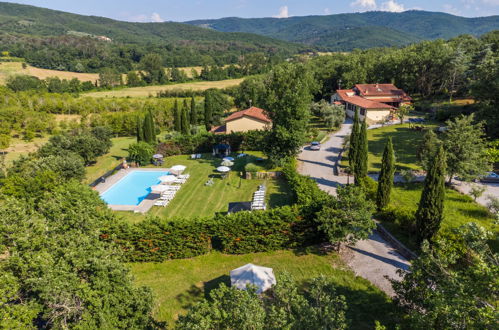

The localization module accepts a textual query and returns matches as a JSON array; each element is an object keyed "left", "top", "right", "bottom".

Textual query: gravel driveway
[{"left": 298, "top": 120, "right": 410, "bottom": 296}]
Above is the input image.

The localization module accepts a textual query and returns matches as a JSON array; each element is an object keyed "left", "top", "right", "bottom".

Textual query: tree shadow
[{"left": 175, "top": 275, "right": 231, "bottom": 309}]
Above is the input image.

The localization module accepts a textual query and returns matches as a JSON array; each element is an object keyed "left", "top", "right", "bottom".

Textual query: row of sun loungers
[
  {"left": 191, "top": 154, "right": 202, "bottom": 159},
  {"left": 251, "top": 185, "right": 266, "bottom": 210},
  {"left": 154, "top": 174, "right": 190, "bottom": 207}
]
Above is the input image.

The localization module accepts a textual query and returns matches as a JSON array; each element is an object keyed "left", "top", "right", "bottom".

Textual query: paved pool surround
[{"left": 94, "top": 168, "right": 170, "bottom": 213}]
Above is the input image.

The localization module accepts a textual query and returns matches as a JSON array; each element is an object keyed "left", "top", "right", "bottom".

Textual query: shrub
[
  {"left": 244, "top": 163, "right": 259, "bottom": 174},
  {"left": 128, "top": 142, "right": 154, "bottom": 165},
  {"left": 377, "top": 206, "right": 416, "bottom": 232}
]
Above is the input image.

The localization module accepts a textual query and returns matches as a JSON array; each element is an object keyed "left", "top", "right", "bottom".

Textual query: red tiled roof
[
  {"left": 345, "top": 95, "right": 395, "bottom": 109},
  {"left": 336, "top": 89, "right": 356, "bottom": 101},
  {"left": 224, "top": 107, "right": 271, "bottom": 123},
  {"left": 354, "top": 84, "right": 412, "bottom": 101}
]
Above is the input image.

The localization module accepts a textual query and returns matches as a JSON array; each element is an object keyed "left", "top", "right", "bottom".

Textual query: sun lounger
[{"left": 191, "top": 154, "right": 197, "bottom": 159}]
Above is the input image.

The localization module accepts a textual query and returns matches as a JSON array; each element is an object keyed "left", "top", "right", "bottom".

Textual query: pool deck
[{"left": 94, "top": 168, "right": 170, "bottom": 214}]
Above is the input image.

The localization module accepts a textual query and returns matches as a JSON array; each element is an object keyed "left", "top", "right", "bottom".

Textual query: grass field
[
  {"left": 130, "top": 249, "right": 396, "bottom": 328},
  {"left": 380, "top": 183, "right": 498, "bottom": 251},
  {"left": 341, "top": 123, "right": 439, "bottom": 172},
  {"left": 3, "top": 136, "right": 50, "bottom": 167},
  {"left": 84, "top": 78, "right": 244, "bottom": 98},
  {"left": 0, "top": 62, "right": 99, "bottom": 84},
  {"left": 84, "top": 136, "right": 136, "bottom": 184},
  {"left": 119, "top": 153, "right": 291, "bottom": 222}
]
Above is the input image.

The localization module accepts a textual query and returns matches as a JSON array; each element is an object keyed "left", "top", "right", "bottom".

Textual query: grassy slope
[
  {"left": 381, "top": 183, "right": 497, "bottom": 251},
  {"left": 0, "top": 62, "right": 99, "bottom": 84},
  {"left": 119, "top": 153, "right": 292, "bottom": 222},
  {"left": 131, "top": 249, "right": 396, "bottom": 328},
  {"left": 341, "top": 123, "right": 439, "bottom": 172},
  {"left": 84, "top": 78, "right": 244, "bottom": 98}
]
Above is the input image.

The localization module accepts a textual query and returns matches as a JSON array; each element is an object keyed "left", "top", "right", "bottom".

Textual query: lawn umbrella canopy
[
  {"left": 221, "top": 160, "right": 234, "bottom": 167},
  {"left": 216, "top": 166, "right": 230, "bottom": 173},
  {"left": 153, "top": 154, "right": 164, "bottom": 159},
  {"left": 223, "top": 157, "right": 234, "bottom": 161},
  {"left": 159, "top": 175, "right": 177, "bottom": 183},
  {"left": 230, "top": 264, "right": 276, "bottom": 294}
]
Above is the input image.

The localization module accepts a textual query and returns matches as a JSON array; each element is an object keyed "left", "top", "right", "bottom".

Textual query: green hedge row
[{"left": 104, "top": 205, "right": 322, "bottom": 262}]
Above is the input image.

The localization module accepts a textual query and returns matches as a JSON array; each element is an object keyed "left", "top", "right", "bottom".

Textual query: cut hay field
[
  {"left": 84, "top": 78, "right": 244, "bottom": 98},
  {"left": 0, "top": 62, "right": 99, "bottom": 84}
]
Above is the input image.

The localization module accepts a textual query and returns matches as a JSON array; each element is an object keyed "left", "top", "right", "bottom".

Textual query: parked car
[
  {"left": 480, "top": 172, "right": 499, "bottom": 183},
  {"left": 310, "top": 141, "right": 321, "bottom": 151}
]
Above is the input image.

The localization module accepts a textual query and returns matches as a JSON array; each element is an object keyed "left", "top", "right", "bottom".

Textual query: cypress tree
[
  {"left": 415, "top": 145, "right": 446, "bottom": 244},
  {"left": 136, "top": 116, "right": 144, "bottom": 142},
  {"left": 376, "top": 137, "right": 395, "bottom": 210},
  {"left": 190, "top": 96, "right": 197, "bottom": 125},
  {"left": 204, "top": 92, "right": 213, "bottom": 131},
  {"left": 349, "top": 109, "right": 360, "bottom": 173},
  {"left": 181, "top": 107, "right": 190, "bottom": 135},
  {"left": 354, "top": 117, "right": 368, "bottom": 185},
  {"left": 143, "top": 110, "right": 154, "bottom": 143},
  {"left": 173, "top": 99, "right": 181, "bottom": 132}
]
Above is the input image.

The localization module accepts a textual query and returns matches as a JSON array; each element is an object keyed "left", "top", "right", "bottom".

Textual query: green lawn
[
  {"left": 341, "top": 123, "right": 438, "bottom": 172},
  {"left": 380, "top": 183, "right": 497, "bottom": 251},
  {"left": 119, "top": 153, "right": 292, "bottom": 223},
  {"left": 130, "top": 249, "right": 396, "bottom": 328},
  {"left": 84, "top": 136, "right": 136, "bottom": 184}
]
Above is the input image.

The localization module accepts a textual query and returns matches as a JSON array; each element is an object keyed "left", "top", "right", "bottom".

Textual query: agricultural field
[
  {"left": 0, "top": 61, "right": 99, "bottom": 84},
  {"left": 119, "top": 153, "right": 292, "bottom": 222},
  {"left": 84, "top": 78, "right": 244, "bottom": 98},
  {"left": 131, "top": 249, "right": 396, "bottom": 328}
]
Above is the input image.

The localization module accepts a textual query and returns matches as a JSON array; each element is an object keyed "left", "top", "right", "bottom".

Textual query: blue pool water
[{"left": 101, "top": 171, "right": 170, "bottom": 206}]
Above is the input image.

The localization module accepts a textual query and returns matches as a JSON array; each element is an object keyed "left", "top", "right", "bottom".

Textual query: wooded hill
[{"left": 186, "top": 10, "right": 499, "bottom": 51}]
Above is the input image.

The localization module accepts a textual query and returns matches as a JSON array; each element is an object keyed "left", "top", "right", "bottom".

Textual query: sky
[{"left": 2, "top": 0, "right": 498, "bottom": 21}]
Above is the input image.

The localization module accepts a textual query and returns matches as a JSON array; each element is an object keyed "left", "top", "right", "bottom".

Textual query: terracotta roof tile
[
  {"left": 345, "top": 95, "right": 395, "bottom": 109},
  {"left": 210, "top": 125, "right": 227, "bottom": 134},
  {"left": 354, "top": 84, "right": 412, "bottom": 101},
  {"left": 225, "top": 107, "right": 272, "bottom": 123}
]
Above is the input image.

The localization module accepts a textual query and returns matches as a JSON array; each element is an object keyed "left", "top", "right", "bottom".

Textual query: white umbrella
[
  {"left": 216, "top": 166, "right": 230, "bottom": 173},
  {"left": 153, "top": 154, "right": 164, "bottom": 159},
  {"left": 171, "top": 165, "right": 187, "bottom": 173},
  {"left": 221, "top": 160, "right": 234, "bottom": 167},
  {"left": 230, "top": 263, "right": 276, "bottom": 294},
  {"left": 150, "top": 185, "right": 170, "bottom": 192},
  {"left": 159, "top": 175, "right": 177, "bottom": 183},
  {"left": 223, "top": 157, "right": 235, "bottom": 161}
]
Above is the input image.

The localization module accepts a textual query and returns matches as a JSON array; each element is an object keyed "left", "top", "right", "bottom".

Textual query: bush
[
  {"left": 128, "top": 142, "right": 154, "bottom": 165},
  {"left": 377, "top": 206, "right": 416, "bottom": 232},
  {"left": 244, "top": 163, "right": 259, "bottom": 174}
]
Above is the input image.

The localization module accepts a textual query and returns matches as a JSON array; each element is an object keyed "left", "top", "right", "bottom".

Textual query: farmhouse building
[
  {"left": 211, "top": 107, "right": 272, "bottom": 134},
  {"left": 332, "top": 83, "right": 412, "bottom": 122}
]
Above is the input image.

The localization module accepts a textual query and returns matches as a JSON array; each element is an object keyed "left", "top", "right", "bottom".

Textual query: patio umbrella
[
  {"left": 221, "top": 160, "right": 234, "bottom": 167},
  {"left": 153, "top": 154, "right": 164, "bottom": 159},
  {"left": 230, "top": 263, "right": 276, "bottom": 294},
  {"left": 150, "top": 185, "right": 171, "bottom": 192},
  {"left": 159, "top": 175, "right": 177, "bottom": 183},
  {"left": 171, "top": 165, "right": 187, "bottom": 173},
  {"left": 216, "top": 166, "right": 230, "bottom": 173},
  {"left": 223, "top": 157, "right": 235, "bottom": 161}
]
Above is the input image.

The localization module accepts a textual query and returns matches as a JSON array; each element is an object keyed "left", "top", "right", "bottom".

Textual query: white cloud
[
  {"left": 380, "top": 0, "right": 405, "bottom": 12},
  {"left": 273, "top": 6, "right": 289, "bottom": 18},
  {"left": 351, "top": 0, "right": 377, "bottom": 10},
  {"left": 443, "top": 3, "right": 461, "bottom": 15},
  {"left": 151, "top": 12, "right": 163, "bottom": 22},
  {"left": 481, "top": 0, "right": 499, "bottom": 5},
  {"left": 324, "top": 8, "right": 332, "bottom": 15}
]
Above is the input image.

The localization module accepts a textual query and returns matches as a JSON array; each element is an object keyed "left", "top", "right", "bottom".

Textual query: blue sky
[{"left": 2, "top": 0, "right": 498, "bottom": 21}]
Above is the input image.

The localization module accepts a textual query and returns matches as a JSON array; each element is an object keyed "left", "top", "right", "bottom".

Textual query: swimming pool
[{"left": 100, "top": 171, "right": 170, "bottom": 206}]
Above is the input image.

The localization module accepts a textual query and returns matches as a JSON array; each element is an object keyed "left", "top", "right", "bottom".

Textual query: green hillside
[{"left": 186, "top": 10, "right": 499, "bottom": 50}]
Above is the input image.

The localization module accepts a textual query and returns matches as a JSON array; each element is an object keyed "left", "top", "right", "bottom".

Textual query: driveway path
[{"left": 298, "top": 120, "right": 410, "bottom": 296}]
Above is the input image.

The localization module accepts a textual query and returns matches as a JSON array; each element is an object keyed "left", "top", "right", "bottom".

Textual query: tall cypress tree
[
  {"left": 173, "top": 99, "right": 181, "bottom": 132},
  {"left": 349, "top": 109, "right": 360, "bottom": 173},
  {"left": 204, "top": 92, "right": 213, "bottom": 131},
  {"left": 415, "top": 145, "right": 446, "bottom": 244},
  {"left": 181, "top": 107, "right": 190, "bottom": 135},
  {"left": 354, "top": 117, "right": 368, "bottom": 185},
  {"left": 190, "top": 96, "right": 197, "bottom": 125},
  {"left": 136, "top": 116, "right": 144, "bottom": 142},
  {"left": 143, "top": 110, "right": 154, "bottom": 143},
  {"left": 376, "top": 137, "right": 395, "bottom": 210}
]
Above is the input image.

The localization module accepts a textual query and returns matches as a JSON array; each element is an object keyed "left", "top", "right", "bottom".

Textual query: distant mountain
[
  {"left": 0, "top": 2, "right": 303, "bottom": 53},
  {"left": 186, "top": 11, "right": 499, "bottom": 50}
]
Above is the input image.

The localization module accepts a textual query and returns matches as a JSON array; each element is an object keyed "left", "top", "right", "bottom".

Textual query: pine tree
[
  {"left": 376, "top": 137, "right": 395, "bottom": 210},
  {"left": 204, "top": 92, "right": 213, "bottom": 131},
  {"left": 136, "top": 116, "right": 144, "bottom": 142},
  {"left": 190, "top": 96, "right": 197, "bottom": 125},
  {"left": 173, "top": 99, "right": 181, "bottom": 132},
  {"left": 415, "top": 145, "right": 446, "bottom": 244},
  {"left": 349, "top": 109, "right": 360, "bottom": 173},
  {"left": 354, "top": 117, "right": 368, "bottom": 185},
  {"left": 181, "top": 106, "right": 190, "bottom": 135}
]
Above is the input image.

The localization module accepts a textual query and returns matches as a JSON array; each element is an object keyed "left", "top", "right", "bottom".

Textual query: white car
[{"left": 310, "top": 141, "right": 321, "bottom": 151}]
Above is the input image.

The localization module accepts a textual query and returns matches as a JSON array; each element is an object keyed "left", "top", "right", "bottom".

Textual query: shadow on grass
[
  {"left": 175, "top": 275, "right": 231, "bottom": 309},
  {"left": 457, "top": 208, "right": 490, "bottom": 219}
]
